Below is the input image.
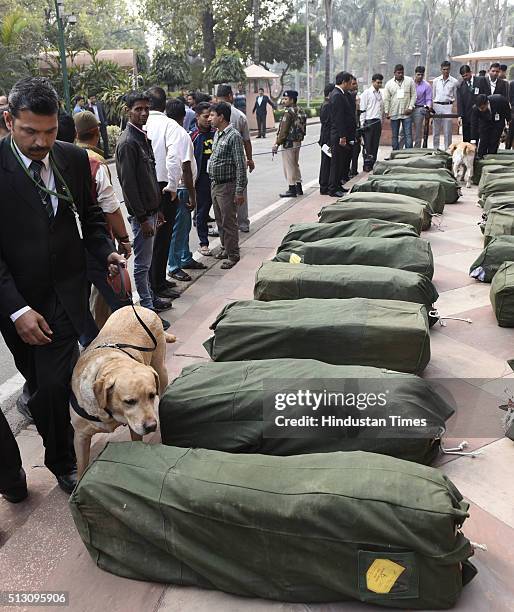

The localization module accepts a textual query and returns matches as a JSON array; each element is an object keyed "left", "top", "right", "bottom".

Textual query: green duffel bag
[
  {"left": 485, "top": 150, "right": 514, "bottom": 158},
  {"left": 389, "top": 147, "right": 450, "bottom": 159},
  {"left": 469, "top": 236, "right": 514, "bottom": 282},
  {"left": 351, "top": 179, "right": 445, "bottom": 214},
  {"left": 254, "top": 262, "right": 439, "bottom": 324},
  {"left": 71, "top": 443, "right": 476, "bottom": 608},
  {"left": 204, "top": 298, "right": 431, "bottom": 374},
  {"left": 368, "top": 173, "right": 460, "bottom": 204},
  {"left": 373, "top": 157, "right": 449, "bottom": 172},
  {"left": 160, "top": 359, "right": 453, "bottom": 464},
  {"left": 319, "top": 197, "right": 432, "bottom": 231},
  {"left": 490, "top": 261, "right": 514, "bottom": 327},
  {"left": 478, "top": 175, "right": 514, "bottom": 203},
  {"left": 281, "top": 219, "right": 420, "bottom": 242},
  {"left": 482, "top": 191, "right": 514, "bottom": 213},
  {"left": 483, "top": 208, "right": 514, "bottom": 246},
  {"left": 477, "top": 166, "right": 514, "bottom": 193},
  {"left": 273, "top": 236, "right": 434, "bottom": 279},
  {"left": 474, "top": 158, "right": 514, "bottom": 183}
]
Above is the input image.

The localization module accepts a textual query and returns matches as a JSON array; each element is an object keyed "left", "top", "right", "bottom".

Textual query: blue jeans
[
  {"left": 130, "top": 213, "right": 156, "bottom": 309},
  {"left": 391, "top": 116, "right": 413, "bottom": 150},
  {"left": 168, "top": 189, "right": 193, "bottom": 273}
]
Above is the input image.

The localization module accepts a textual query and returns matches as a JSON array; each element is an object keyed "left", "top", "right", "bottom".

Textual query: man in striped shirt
[{"left": 208, "top": 102, "right": 248, "bottom": 269}]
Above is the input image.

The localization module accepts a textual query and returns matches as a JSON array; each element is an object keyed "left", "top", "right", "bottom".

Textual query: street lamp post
[
  {"left": 54, "top": 0, "right": 71, "bottom": 113},
  {"left": 379, "top": 57, "right": 387, "bottom": 77},
  {"left": 305, "top": 0, "right": 310, "bottom": 108},
  {"left": 413, "top": 48, "right": 421, "bottom": 71}
]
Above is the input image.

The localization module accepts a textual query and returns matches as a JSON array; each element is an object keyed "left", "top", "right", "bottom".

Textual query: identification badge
[
  {"left": 495, "top": 113, "right": 500, "bottom": 121},
  {"left": 474, "top": 87, "right": 479, "bottom": 95},
  {"left": 74, "top": 210, "right": 83, "bottom": 239},
  {"left": 397, "top": 89, "right": 405, "bottom": 99}
]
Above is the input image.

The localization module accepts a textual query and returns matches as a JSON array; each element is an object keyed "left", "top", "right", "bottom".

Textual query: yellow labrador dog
[
  {"left": 448, "top": 142, "right": 476, "bottom": 188},
  {"left": 71, "top": 306, "right": 176, "bottom": 477}
]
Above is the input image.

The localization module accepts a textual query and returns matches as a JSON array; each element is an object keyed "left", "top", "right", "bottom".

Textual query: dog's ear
[
  {"left": 149, "top": 367, "right": 160, "bottom": 396},
  {"left": 448, "top": 144, "right": 457, "bottom": 154},
  {"left": 93, "top": 376, "right": 115, "bottom": 412}
]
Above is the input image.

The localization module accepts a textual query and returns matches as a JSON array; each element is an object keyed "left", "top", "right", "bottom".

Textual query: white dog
[{"left": 448, "top": 142, "right": 476, "bottom": 188}]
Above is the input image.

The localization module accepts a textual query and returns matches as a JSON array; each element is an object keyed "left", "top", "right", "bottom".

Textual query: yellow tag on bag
[
  {"left": 289, "top": 253, "right": 302, "bottom": 264},
  {"left": 366, "top": 559, "right": 406, "bottom": 594}
]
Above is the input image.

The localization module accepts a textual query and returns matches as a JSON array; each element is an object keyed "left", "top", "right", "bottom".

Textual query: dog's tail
[
  {"left": 447, "top": 143, "right": 457, "bottom": 154},
  {"left": 164, "top": 332, "right": 177, "bottom": 343}
]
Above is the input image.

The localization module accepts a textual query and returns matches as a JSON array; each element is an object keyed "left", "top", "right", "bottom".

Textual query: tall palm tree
[{"left": 0, "top": 10, "right": 30, "bottom": 94}]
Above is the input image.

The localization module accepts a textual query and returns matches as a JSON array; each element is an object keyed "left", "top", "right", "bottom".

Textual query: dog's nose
[{"left": 143, "top": 419, "right": 157, "bottom": 434}]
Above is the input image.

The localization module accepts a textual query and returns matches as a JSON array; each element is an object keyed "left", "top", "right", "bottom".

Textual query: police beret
[
  {"left": 283, "top": 90, "right": 299, "bottom": 99},
  {"left": 74, "top": 110, "right": 99, "bottom": 136}
]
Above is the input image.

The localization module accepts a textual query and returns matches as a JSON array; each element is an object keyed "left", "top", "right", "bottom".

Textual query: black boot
[
  {"left": 279, "top": 185, "right": 297, "bottom": 198},
  {"left": 296, "top": 182, "right": 303, "bottom": 195}
]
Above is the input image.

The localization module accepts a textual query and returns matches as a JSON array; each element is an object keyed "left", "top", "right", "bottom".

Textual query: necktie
[{"left": 29, "top": 160, "right": 54, "bottom": 219}]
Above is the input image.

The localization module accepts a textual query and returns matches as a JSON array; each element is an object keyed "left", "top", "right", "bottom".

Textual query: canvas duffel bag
[
  {"left": 368, "top": 173, "right": 459, "bottom": 204},
  {"left": 160, "top": 359, "right": 452, "bottom": 464},
  {"left": 474, "top": 158, "right": 514, "bottom": 183},
  {"left": 389, "top": 147, "right": 450, "bottom": 159},
  {"left": 70, "top": 443, "right": 476, "bottom": 608},
  {"left": 254, "top": 261, "right": 438, "bottom": 323},
  {"left": 482, "top": 191, "right": 514, "bottom": 213},
  {"left": 282, "top": 219, "right": 420, "bottom": 242},
  {"left": 318, "top": 200, "right": 430, "bottom": 232},
  {"left": 351, "top": 179, "right": 445, "bottom": 214},
  {"left": 203, "top": 297, "right": 431, "bottom": 374},
  {"left": 482, "top": 208, "right": 514, "bottom": 246},
  {"left": 273, "top": 236, "right": 434, "bottom": 279},
  {"left": 478, "top": 175, "right": 514, "bottom": 203},
  {"left": 469, "top": 236, "right": 514, "bottom": 282},
  {"left": 477, "top": 166, "right": 514, "bottom": 193},
  {"left": 490, "top": 261, "right": 514, "bottom": 327},
  {"left": 373, "top": 157, "right": 449, "bottom": 172}
]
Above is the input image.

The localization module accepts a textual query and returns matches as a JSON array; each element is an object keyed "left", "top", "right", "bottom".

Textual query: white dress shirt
[
  {"left": 359, "top": 86, "right": 383, "bottom": 125},
  {"left": 489, "top": 77, "right": 497, "bottom": 94},
  {"left": 432, "top": 75, "right": 459, "bottom": 103},
  {"left": 257, "top": 95, "right": 263, "bottom": 106},
  {"left": 176, "top": 125, "right": 198, "bottom": 189},
  {"left": 144, "top": 110, "right": 183, "bottom": 192},
  {"left": 10, "top": 141, "right": 59, "bottom": 322}
]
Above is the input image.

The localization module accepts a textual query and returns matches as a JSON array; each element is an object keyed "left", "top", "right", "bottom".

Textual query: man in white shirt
[
  {"left": 431, "top": 61, "right": 459, "bottom": 150},
  {"left": 145, "top": 87, "right": 184, "bottom": 300},
  {"left": 359, "top": 73, "right": 384, "bottom": 171},
  {"left": 165, "top": 98, "right": 200, "bottom": 282}
]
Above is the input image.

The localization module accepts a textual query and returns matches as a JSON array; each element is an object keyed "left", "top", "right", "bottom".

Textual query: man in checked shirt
[{"left": 208, "top": 102, "right": 248, "bottom": 269}]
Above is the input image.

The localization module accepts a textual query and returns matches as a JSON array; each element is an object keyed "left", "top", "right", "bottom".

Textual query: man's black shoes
[
  {"left": 159, "top": 317, "right": 171, "bottom": 331},
  {"left": 1, "top": 468, "right": 28, "bottom": 503},
  {"left": 328, "top": 189, "right": 348, "bottom": 197},
  {"left": 56, "top": 468, "right": 77, "bottom": 494},
  {"left": 182, "top": 260, "right": 207, "bottom": 270},
  {"left": 169, "top": 269, "right": 192, "bottom": 282},
  {"left": 296, "top": 183, "right": 303, "bottom": 195},
  {"left": 153, "top": 297, "right": 173, "bottom": 312},
  {"left": 155, "top": 287, "right": 181, "bottom": 300},
  {"left": 279, "top": 185, "right": 297, "bottom": 198}
]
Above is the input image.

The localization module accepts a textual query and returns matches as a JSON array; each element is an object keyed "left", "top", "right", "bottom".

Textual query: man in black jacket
[
  {"left": 252, "top": 88, "right": 276, "bottom": 138},
  {"left": 471, "top": 93, "right": 512, "bottom": 158},
  {"left": 328, "top": 71, "right": 355, "bottom": 197},
  {"left": 116, "top": 91, "right": 170, "bottom": 317},
  {"left": 85, "top": 93, "right": 110, "bottom": 158},
  {"left": 457, "top": 65, "right": 481, "bottom": 143},
  {"left": 0, "top": 77, "right": 124, "bottom": 500},
  {"left": 477, "top": 63, "right": 509, "bottom": 99},
  {"left": 319, "top": 82, "right": 335, "bottom": 194},
  {"left": 506, "top": 79, "right": 514, "bottom": 150}
]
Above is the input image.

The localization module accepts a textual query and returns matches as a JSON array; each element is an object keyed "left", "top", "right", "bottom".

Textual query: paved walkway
[{"left": 1, "top": 157, "right": 513, "bottom": 611}]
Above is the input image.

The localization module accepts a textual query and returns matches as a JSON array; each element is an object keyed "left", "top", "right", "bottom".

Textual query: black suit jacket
[
  {"left": 85, "top": 102, "right": 107, "bottom": 127},
  {"left": 328, "top": 87, "right": 356, "bottom": 144},
  {"left": 477, "top": 76, "right": 509, "bottom": 99},
  {"left": 252, "top": 95, "right": 274, "bottom": 117},
  {"left": 319, "top": 100, "right": 331, "bottom": 145},
  {"left": 457, "top": 77, "right": 480, "bottom": 122},
  {"left": 509, "top": 80, "right": 514, "bottom": 107},
  {"left": 471, "top": 94, "right": 512, "bottom": 140},
  {"left": 0, "top": 137, "right": 114, "bottom": 333}
]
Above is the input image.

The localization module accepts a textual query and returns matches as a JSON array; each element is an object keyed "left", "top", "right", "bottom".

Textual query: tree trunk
[
  {"left": 201, "top": 7, "right": 216, "bottom": 68},
  {"left": 253, "top": 0, "right": 260, "bottom": 63},
  {"left": 366, "top": 8, "right": 376, "bottom": 86},
  {"left": 342, "top": 30, "right": 349, "bottom": 72},
  {"left": 323, "top": 0, "right": 333, "bottom": 85}
]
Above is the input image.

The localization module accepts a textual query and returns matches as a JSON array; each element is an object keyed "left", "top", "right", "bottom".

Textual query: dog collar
[{"left": 70, "top": 390, "right": 113, "bottom": 423}]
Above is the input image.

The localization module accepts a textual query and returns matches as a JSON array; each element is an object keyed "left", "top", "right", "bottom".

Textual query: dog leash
[{"left": 70, "top": 264, "right": 159, "bottom": 423}]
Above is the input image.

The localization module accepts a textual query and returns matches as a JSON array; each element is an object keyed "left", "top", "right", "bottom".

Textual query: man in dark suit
[
  {"left": 477, "top": 63, "right": 509, "bottom": 99},
  {"left": 471, "top": 93, "right": 512, "bottom": 158},
  {"left": 252, "top": 88, "right": 275, "bottom": 138},
  {"left": 319, "top": 82, "right": 335, "bottom": 194},
  {"left": 506, "top": 79, "right": 514, "bottom": 149},
  {"left": 86, "top": 93, "right": 110, "bottom": 158},
  {"left": 0, "top": 77, "right": 124, "bottom": 501},
  {"left": 328, "top": 71, "right": 355, "bottom": 197},
  {"left": 457, "top": 65, "right": 481, "bottom": 142}
]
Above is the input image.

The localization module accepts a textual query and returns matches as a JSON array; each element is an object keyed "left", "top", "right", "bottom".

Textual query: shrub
[{"left": 107, "top": 125, "right": 122, "bottom": 151}]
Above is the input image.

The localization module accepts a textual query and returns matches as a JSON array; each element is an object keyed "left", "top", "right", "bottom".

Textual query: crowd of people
[{"left": 318, "top": 61, "right": 513, "bottom": 197}]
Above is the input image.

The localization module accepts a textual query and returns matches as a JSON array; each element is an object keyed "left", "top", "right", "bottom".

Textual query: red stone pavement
[{"left": 1, "top": 170, "right": 513, "bottom": 612}]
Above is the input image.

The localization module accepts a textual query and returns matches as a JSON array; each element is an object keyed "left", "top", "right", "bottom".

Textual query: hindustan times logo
[{"left": 274, "top": 389, "right": 388, "bottom": 412}]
